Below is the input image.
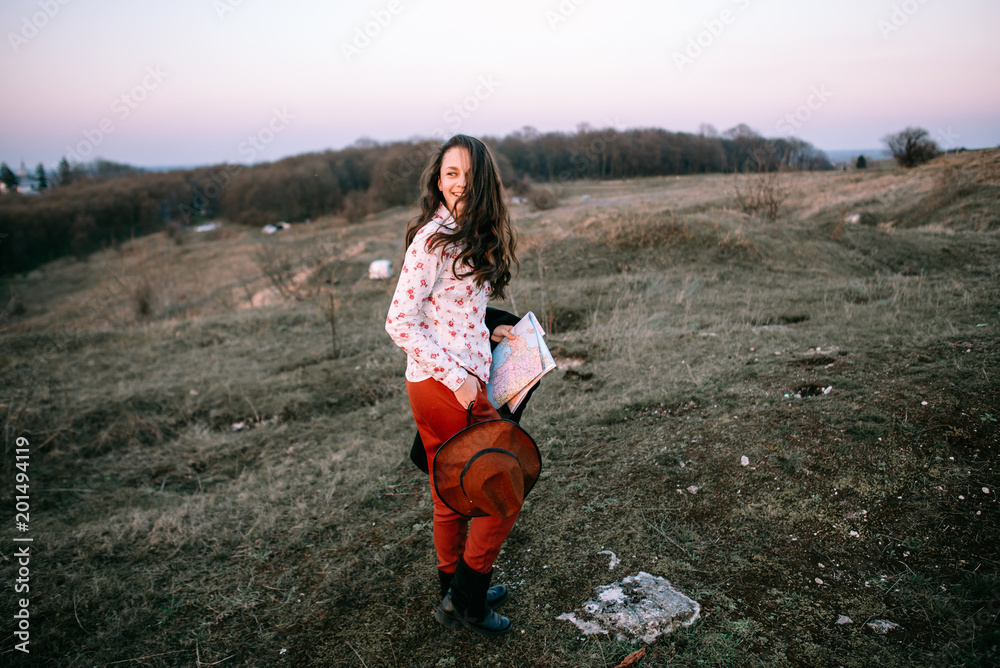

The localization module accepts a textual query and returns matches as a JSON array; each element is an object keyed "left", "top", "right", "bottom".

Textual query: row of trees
[
  {"left": 1, "top": 124, "right": 834, "bottom": 275},
  {"left": 0, "top": 157, "right": 142, "bottom": 195}
]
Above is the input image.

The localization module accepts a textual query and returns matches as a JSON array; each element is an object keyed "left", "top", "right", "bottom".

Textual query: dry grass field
[{"left": 2, "top": 149, "right": 999, "bottom": 667}]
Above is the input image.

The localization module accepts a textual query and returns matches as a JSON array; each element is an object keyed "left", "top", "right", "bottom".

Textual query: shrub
[
  {"left": 882, "top": 127, "right": 940, "bottom": 168},
  {"left": 527, "top": 184, "right": 560, "bottom": 211},
  {"left": 732, "top": 145, "right": 789, "bottom": 222}
]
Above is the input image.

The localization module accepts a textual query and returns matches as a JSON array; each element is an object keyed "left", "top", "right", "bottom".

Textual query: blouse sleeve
[{"left": 384, "top": 232, "right": 469, "bottom": 391}]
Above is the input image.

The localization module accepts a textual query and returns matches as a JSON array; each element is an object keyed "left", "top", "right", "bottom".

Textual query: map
[{"left": 486, "top": 311, "right": 557, "bottom": 411}]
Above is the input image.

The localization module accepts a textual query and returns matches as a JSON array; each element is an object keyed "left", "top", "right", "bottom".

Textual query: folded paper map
[{"left": 486, "top": 311, "right": 557, "bottom": 411}]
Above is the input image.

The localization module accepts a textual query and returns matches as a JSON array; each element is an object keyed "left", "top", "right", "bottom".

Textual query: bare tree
[
  {"left": 316, "top": 254, "right": 341, "bottom": 358},
  {"left": 253, "top": 244, "right": 311, "bottom": 301},
  {"left": 882, "top": 127, "right": 940, "bottom": 168},
  {"left": 732, "top": 144, "right": 789, "bottom": 222}
]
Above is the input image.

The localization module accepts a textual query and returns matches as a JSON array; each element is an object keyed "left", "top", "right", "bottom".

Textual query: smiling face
[{"left": 437, "top": 146, "right": 471, "bottom": 216}]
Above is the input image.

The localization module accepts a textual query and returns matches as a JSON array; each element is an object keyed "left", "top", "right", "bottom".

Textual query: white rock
[
  {"left": 556, "top": 572, "right": 701, "bottom": 644},
  {"left": 687, "top": 486, "right": 699, "bottom": 494},
  {"left": 836, "top": 615, "right": 853, "bottom": 625},
  {"left": 368, "top": 259, "right": 393, "bottom": 280},
  {"left": 741, "top": 456, "right": 750, "bottom": 467},
  {"left": 867, "top": 619, "right": 902, "bottom": 634}
]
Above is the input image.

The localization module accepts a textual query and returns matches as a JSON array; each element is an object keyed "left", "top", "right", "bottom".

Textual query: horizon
[
  {"left": 3, "top": 0, "right": 999, "bottom": 169},
  {"left": 4, "top": 137, "right": 899, "bottom": 174}
]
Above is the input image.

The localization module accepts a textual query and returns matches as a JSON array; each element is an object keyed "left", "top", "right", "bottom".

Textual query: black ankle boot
[
  {"left": 435, "top": 559, "right": 512, "bottom": 636},
  {"left": 438, "top": 569, "right": 508, "bottom": 609}
]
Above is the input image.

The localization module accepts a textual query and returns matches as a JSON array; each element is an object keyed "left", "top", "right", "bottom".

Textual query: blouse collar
[{"left": 434, "top": 203, "right": 456, "bottom": 228}]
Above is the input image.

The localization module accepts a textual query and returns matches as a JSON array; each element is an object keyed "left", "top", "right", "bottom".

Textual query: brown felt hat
[{"left": 432, "top": 419, "right": 542, "bottom": 518}]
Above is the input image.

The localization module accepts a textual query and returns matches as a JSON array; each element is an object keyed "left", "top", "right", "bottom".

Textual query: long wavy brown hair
[{"left": 404, "top": 135, "right": 518, "bottom": 300}]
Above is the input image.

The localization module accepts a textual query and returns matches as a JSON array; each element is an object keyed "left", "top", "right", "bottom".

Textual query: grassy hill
[{"left": 1, "top": 149, "right": 998, "bottom": 666}]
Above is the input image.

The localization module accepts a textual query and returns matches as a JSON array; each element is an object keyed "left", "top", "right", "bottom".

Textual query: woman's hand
[
  {"left": 453, "top": 374, "right": 478, "bottom": 409},
  {"left": 490, "top": 324, "right": 516, "bottom": 343}
]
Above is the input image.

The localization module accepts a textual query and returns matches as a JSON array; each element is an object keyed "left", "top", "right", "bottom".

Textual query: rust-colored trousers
[{"left": 407, "top": 376, "right": 520, "bottom": 574}]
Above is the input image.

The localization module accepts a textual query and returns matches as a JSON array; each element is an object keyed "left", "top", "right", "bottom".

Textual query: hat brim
[{"left": 432, "top": 419, "right": 541, "bottom": 518}]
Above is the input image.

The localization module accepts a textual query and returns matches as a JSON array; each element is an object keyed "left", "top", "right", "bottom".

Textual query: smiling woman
[
  {"left": 437, "top": 144, "right": 469, "bottom": 215},
  {"left": 384, "top": 134, "right": 524, "bottom": 637}
]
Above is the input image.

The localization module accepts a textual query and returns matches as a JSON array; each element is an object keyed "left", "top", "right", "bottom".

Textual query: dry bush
[
  {"left": 928, "top": 166, "right": 974, "bottom": 209},
  {"left": 131, "top": 275, "right": 155, "bottom": 319},
  {"left": 4, "top": 292, "right": 26, "bottom": 318},
  {"left": 732, "top": 147, "right": 789, "bottom": 222},
  {"left": 599, "top": 211, "right": 694, "bottom": 250},
  {"left": 977, "top": 155, "right": 1000, "bottom": 184},
  {"left": 716, "top": 226, "right": 761, "bottom": 258},
  {"left": 253, "top": 244, "right": 315, "bottom": 301},
  {"left": 164, "top": 221, "right": 187, "bottom": 245},
  {"left": 527, "top": 184, "right": 561, "bottom": 210}
]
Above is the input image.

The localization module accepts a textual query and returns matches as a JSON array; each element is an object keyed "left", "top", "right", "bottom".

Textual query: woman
[{"left": 384, "top": 134, "right": 520, "bottom": 636}]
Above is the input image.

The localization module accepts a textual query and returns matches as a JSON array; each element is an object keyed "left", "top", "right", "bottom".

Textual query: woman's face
[{"left": 438, "top": 146, "right": 471, "bottom": 216}]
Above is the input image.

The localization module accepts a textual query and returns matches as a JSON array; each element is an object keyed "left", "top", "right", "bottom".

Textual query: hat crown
[
  {"left": 432, "top": 419, "right": 542, "bottom": 518},
  {"left": 462, "top": 451, "right": 524, "bottom": 519}
]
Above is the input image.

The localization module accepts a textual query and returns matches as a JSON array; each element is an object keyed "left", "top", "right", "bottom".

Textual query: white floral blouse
[{"left": 385, "top": 204, "right": 492, "bottom": 391}]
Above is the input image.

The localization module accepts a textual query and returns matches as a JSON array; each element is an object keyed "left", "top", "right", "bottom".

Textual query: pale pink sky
[{"left": 2, "top": 0, "right": 998, "bottom": 168}]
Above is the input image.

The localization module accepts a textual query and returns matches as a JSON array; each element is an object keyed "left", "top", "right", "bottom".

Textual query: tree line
[{"left": 0, "top": 124, "right": 832, "bottom": 275}]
